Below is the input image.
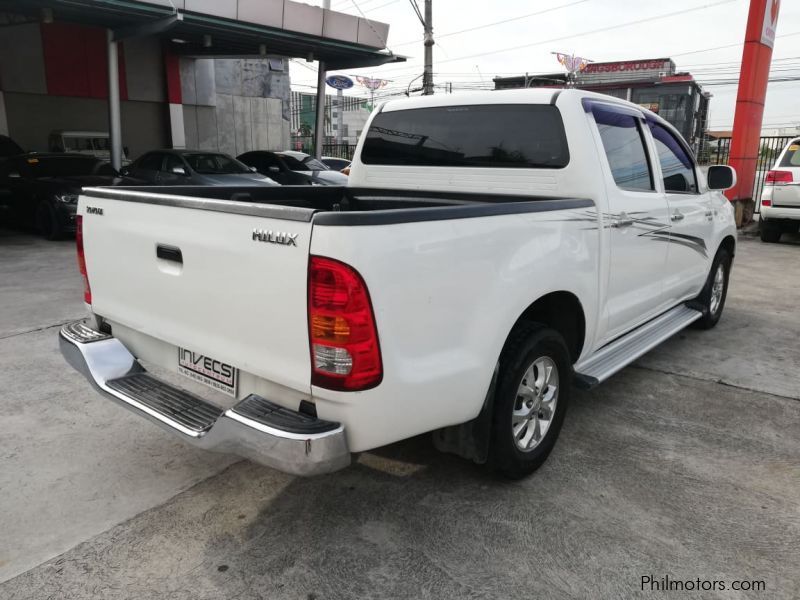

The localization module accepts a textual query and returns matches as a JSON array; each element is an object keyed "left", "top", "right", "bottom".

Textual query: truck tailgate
[{"left": 79, "top": 191, "right": 314, "bottom": 394}]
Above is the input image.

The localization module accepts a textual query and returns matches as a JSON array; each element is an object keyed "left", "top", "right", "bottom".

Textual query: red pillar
[{"left": 725, "top": 0, "right": 781, "bottom": 226}]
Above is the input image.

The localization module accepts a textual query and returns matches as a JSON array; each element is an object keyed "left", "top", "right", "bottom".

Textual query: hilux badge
[{"left": 252, "top": 228, "right": 298, "bottom": 247}]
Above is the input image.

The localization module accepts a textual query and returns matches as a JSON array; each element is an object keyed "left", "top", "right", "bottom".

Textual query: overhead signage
[{"left": 326, "top": 75, "right": 354, "bottom": 90}]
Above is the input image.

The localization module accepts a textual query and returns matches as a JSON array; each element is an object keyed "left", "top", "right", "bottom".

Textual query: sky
[{"left": 290, "top": 0, "right": 800, "bottom": 132}]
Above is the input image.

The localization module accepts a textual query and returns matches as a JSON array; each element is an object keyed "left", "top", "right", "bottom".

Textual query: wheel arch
[
  {"left": 506, "top": 291, "right": 587, "bottom": 365},
  {"left": 718, "top": 234, "right": 736, "bottom": 258}
]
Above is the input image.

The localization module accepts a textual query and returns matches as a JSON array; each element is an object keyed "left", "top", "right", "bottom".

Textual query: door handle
[
  {"left": 156, "top": 244, "right": 183, "bottom": 264},
  {"left": 612, "top": 212, "right": 634, "bottom": 228},
  {"left": 671, "top": 211, "right": 685, "bottom": 222}
]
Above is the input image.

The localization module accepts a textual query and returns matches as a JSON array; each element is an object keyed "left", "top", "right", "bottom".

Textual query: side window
[
  {"left": 164, "top": 154, "right": 185, "bottom": 173},
  {"left": 592, "top": 106, "right": 654, "bottom": 192},
  {"left": 648, "top": 122, "right": 698, "bottom": 193},
  {"left": 137, "top": 153, "right": 164, "bottom": 172}
]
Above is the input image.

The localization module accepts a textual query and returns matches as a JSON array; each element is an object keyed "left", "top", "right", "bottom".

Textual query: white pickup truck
[{"left": 60, "top": 89, "right": 737, "bottom": 479}]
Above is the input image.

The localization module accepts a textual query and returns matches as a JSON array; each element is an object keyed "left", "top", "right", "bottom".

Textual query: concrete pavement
[{"left": 0, "top": 229, "right": 798, "bottom": 599}]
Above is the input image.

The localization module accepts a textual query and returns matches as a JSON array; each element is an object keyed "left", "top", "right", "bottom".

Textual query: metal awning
[{"left": 0, "top": 0, "right": 405, "bottom": 70}]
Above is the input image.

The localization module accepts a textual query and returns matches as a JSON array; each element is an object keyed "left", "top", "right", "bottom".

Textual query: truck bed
[{"left": 84, "top": 185, "right": 592, "bottom": 225}]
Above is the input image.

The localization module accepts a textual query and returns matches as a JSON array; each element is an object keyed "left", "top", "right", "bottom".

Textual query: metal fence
[
  {"left": 702, "top": 135, "right": 795, "bottom": 209},
  {"left": 289, "top": 137, "right": 357, "bottom": 160},
  {"left": 322, "top": 144, "right": 358, "bottom": 160}
]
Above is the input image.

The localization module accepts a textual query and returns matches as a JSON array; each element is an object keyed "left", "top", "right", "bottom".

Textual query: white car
[
  {"left": 760, "top": 138, "right": 800, "bottom": 243},
  {"left": 59, "top": 89, "right": 737, "bottom": 480}
]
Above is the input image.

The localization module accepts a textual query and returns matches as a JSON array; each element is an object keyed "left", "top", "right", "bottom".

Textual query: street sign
[{"left": 326, "top": 75, "right": 354, "bottom": 90}]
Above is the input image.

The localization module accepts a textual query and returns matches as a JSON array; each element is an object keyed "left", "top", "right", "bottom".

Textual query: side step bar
[
  {"left": 574, "top": 304, "right": 702, "bottom": 388},
  {"left": 59, "top": 321, "right": 350, "bottom": 476}
]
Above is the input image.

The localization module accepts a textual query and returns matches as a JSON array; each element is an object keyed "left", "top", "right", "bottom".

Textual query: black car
[
  {"left": 0, "top": 154, "right": 142, "bottom": 239},
  {"left": 0, "top": 135, "right": 23, "bottom": 159},
  {"left": 124, "top": 149, "right": 278, "bottom": 186},
  {"left": 238, "top": 150, "right": 349, "bottom": 186}
]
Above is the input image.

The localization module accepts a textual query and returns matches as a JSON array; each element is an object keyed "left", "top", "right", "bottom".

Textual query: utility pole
[
  {"left": 422, "top": 0, "right": 434, "bottom": 95},
  {"left": 726, "top": 0, "right": 781, "bottom": 227},
  {"left": 314, "top": 0, "right": 331, "bottom": 158}
]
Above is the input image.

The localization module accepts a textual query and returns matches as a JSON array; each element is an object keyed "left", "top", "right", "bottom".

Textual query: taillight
[
  {"left": 308, "top": 256, "right": 382, "bottom": 391},
  {"left": 761, "top": 199, "right": 772, "bottom": 206},
  {"left": 76, "top": 215, "right": 91, "bottom": 304},
  {"left": 765, "top": 170, "right": 793, "bottom": 184}
]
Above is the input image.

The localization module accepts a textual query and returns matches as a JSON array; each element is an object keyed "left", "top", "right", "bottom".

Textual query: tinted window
[
  {"left": 137, "top": 153, "right": 164, "bottom": 171},
  {"left": 183, "top": 153, "right": 249, "bottom": 174},
  {"left": 779, "top": 141, "right": 800, "bottom": 167},
  {"left": 648, "top": 122, "right": 697, "bottom": 193},
  {"left": 361, "top": 104, "right": 569, "bottom": 168},
  {"left": 0, "top": 136, "right": 23, "bottom": 157},
  {"left": 23, "top": 156, "right": 101, "bottom": 177},
  {"left": 593, "top": 107, "right": 653, "bottom": 191},
  {"left": 164, "top": 154, "right": 185, "bottom": 173}
]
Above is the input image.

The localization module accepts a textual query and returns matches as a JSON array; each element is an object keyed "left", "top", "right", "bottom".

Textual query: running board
[{"left": 574, "top": 305, "right": 702, "bottom": 388}]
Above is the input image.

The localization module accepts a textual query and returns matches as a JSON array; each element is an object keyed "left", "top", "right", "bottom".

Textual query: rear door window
[
  {"left": 779, "top": 142, "right": 800, "bottom": 167},
  {"left": 592, "top": 106, "right": 654, "bottom": 192},
  {"left": 137, "top": 153, "right": 164, "bottom": 172},
  {"left": 361, "top": 104, "right": 569, "bottom": 168}
]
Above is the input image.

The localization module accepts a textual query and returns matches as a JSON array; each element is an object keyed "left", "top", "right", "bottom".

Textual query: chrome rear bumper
[{"left": 59, "top": 321, "right": 350, "bottom": 476}]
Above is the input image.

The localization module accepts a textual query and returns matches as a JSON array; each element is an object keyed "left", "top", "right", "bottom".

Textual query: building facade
[{"left": 494, "top": 58, "right": 711, "bottom": 155}]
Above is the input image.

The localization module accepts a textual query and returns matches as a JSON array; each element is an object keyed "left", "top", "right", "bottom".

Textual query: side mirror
[
  {"left": 707, "top": 165, "right": 736, "bottom": 191},
  {"left": 171, "top": 166, "right": 187, "bottom": 176}
]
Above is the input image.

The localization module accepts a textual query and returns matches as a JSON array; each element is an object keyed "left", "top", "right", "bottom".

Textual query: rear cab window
[
  {"left": 361, "top": 104, "right": 569, "bottom": 168},
  {"left": 779, "top": 141, "right": 800, "bottom": 167}
]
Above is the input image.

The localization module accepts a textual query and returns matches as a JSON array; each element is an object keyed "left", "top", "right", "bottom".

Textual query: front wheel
[
  {"left": 691, "top": 247, "right": 732, "bottom": 330},
  {"left": 488, "top": 323, "right": 571, "bottom": 479},
  {"left": 35, "top": 202, "right": 62, "bottom": 240}
]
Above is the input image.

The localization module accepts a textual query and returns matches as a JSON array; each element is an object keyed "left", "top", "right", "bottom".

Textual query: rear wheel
[
  {"left": 488, "top": 323, "right": 571, "bottom": 479},
  {"left": 691, "top": 247, "right": 731, "bottom": 330},
  {"left": 760, "top": 221, "right": 781, "bottom": 243}
]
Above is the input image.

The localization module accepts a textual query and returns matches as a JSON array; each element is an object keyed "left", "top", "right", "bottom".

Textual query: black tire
[
  {"left": 35, "top": 202, "right": 62, "bottom": 240},
  {"left": 691, "top": 247, "right": 732, "bottom": 330},
  {"left": 488, "top": 323, "right": 571, "bottom": 479},
  {"left": 760, "top": 222, "right": 781, "bottom": 243}
]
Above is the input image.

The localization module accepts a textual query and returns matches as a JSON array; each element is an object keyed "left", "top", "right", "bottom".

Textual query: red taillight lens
[
  {"left": 308, "top": 256, "right": 382, "bottom": 391},
  {"left": 76, "top": 215, "right": 91, "bottom": 304},
  {"left": 761, "top": 199, "right": 772, "bottom": 206},
  {"left": 765, "top": 170, "right": 793, "bottom": 184}
]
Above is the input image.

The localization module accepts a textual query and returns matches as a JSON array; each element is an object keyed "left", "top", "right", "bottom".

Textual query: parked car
[
  {"left": 760, "top": 137, "right": 800, "bottom": 243},
  {"left": 238, "top": 150, "right": 349, "bottom": 186},
  {"left": 0, "top": 153, "right": 143, "bottom": 239},
  {"left": 0, "top": 134, "right": 24, "bottom": 159},
  {"left": 123, "top": 150, "right": 278, "bottom": 186},
  {"left": 321, "top": 156, "right": 352, "bottom": 172},
  {"left": 48, "top": 130, "right": 130, "bottom": 164},
  {"left": 59, "top": 89, "right": 736, "bottom": 481}
]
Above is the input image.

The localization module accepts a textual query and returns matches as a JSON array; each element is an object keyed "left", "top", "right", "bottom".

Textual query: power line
[
  {"left": 406, "top": 0, "right": 424, "bottom": 26},
  {"left": 392, "top": 0, "right": 591, "bottom": 47},
  {"left": 370, "top": 0, "right": 739, "bottom": 77}
]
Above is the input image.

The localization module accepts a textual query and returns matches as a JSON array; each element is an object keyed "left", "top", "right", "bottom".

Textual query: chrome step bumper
[{"left": 59, "top": 321, "right": 350, "bottom": 476}]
